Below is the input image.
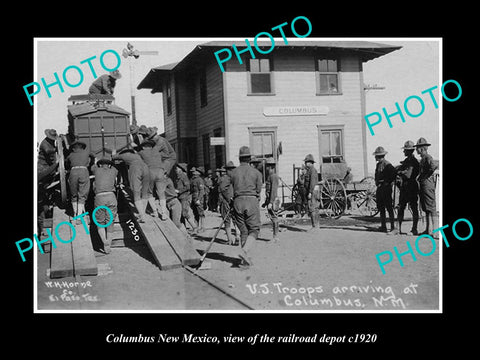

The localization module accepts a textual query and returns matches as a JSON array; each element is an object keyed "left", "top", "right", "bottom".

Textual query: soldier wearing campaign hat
[
  {"left": 414, "top": 137, "right": 438, "bottom": 235},
  {"left": 395, "top": 140, "right": 420, "bottom": 235},
  {"left": 230, "top": 146, "right": 263, "bottom": 268},
  {"left": 218, "top": 161, "right": 237, "bottom": 245},
  {"left": 303, "top": 154, "right": 320, "bottom": 231},
  {"left": 174, "top": 163, "right": 192, "bottom": 230},
  {"left": 88, "top": 70, "right": 122, "bottom": 95},
  {"left": 373, "top": 146, "right": 396, "bottom": 233}
]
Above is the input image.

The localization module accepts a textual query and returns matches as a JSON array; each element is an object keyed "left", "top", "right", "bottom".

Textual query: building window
[
  {"left": 249, "top": 126, "right": 277, "bottom": 181},
  {"left": 318, "top": 127, "right": 344, "bottom": 163},
  {"left": 202, "top": 133, "right": 210, "bottom": 171},
  {"left": 247, "top": 58, "right": 274, "bottom": 95},
  {"left": 316, "top": 58, "right": 341, "bottom": 95},
  {"left": 166, "top": 75, "right": 172, "bottom": 114},
  {"left": 200, "top": 68, "right": 207, "bottom": 107}
]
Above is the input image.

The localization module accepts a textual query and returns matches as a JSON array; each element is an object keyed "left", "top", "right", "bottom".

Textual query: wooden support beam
[{"left": 50, "top": 207, "right": 74, "bottom": 279}]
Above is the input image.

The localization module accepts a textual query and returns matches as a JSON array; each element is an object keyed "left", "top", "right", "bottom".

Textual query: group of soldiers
[{"left": 373, "top": 137, "right": 438, "bottom": 236}]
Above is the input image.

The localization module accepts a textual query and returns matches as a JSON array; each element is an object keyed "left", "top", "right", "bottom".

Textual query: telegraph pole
[{"left": 122, "top": 42, "right": 158, "bottom": 126}]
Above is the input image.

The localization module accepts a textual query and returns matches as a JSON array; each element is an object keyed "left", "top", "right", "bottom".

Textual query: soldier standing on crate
[
  {"left": 88, "top": 70, "right": 122, "bottom": 95},
  {"left": 218, "top": 161, "right": 237, "bottom": 245},
  {"left": 190, "top": 167, "right": 206, "bottom": 233},
  {"left": 303, "top": 154, "right": 320, "bottom": 231},
  {"left": 230, "top": 146, "right": 263, "bottom": 268},
  {"left": 395, "top": 140, "right": 420, "bottom": 235},
  {"left": 263, "top": 158, "right": 281, "bottom": 242},
  {"left": 373, "top": 146, "right": 396, "bottom": 233},
  {"left": 91, "top": 157, "right": 118, "bottom": 254},
  {"left": 414, "top": 137, "right": 438, "bottom": 236}
]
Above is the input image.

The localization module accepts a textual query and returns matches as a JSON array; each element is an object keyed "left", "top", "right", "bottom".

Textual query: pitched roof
[{"left": 138, "top": 40, "right": 402, "bottom": 91}]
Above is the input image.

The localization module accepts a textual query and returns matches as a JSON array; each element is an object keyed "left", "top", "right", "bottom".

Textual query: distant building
[{"left": 138, "top": 41, "right": 401, "bottom": 184}]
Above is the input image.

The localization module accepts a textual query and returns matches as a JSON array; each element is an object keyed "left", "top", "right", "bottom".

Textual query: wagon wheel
[
  {"left": 356, "top": 176, "right": 378, "bottom": 217},
  {"left": 56, "top": 135, "right": 67, "bottom": 206},
  {"left": 320, "top": 178, "right": 347, "bottom": 219}
]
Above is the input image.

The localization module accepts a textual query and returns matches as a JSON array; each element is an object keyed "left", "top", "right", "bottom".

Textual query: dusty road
[{"left": 36, "top": 211, "right": 439, "bottom": 311}]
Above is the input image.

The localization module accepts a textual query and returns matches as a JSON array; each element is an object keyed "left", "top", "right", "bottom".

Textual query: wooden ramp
[
  {"left": 49, "top": 207, "right": 98, "bottom": 279},
  {"left": 118, "top": 185, "right": 201, "bottom": 269}
]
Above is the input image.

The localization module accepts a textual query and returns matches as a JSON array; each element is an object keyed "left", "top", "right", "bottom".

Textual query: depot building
[{"left": 137, "top": 41, "right": 401, "bottom": 184}]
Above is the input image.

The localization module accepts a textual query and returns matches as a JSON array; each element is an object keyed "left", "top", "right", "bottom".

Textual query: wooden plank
[
  {"left": 71, "top": 223, "right": 98, "bottom": 276},
  {"left": 118, "top": 186, "right": 182, "bottom": 270},
  {"left": 49, "top": 207, "right": 74, "bottom": 279},
  {"left": 151, "top": 217, "right": 201, "bottom": 267},
  {"left": 139, "top": 217, "right": 183, "bottom": 270}
]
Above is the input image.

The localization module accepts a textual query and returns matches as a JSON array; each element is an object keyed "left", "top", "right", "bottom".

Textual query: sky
[{"left": 34, "top": 38, "right": 441, "bottom": 175}]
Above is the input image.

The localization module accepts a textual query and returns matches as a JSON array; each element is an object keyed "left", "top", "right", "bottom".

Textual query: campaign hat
[
  {"left": 372, "top": 146, "right": 388, "bottom": 156},
  {"left": 223, "top": 161, "right": 236, "bottom": 169},
  {"left": 414, "top": 137, "right": 431, "bottom": 147},
  {"left": 401, "top": 140, "right": 415, "bottom": 150},
  {"left": 303, "top": 154, "right": 316, "bottom": 163}
]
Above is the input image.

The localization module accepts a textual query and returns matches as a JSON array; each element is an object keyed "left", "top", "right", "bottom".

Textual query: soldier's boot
[
  {"left": 133, "top": 199, "right": 146, "bottom": 223},
  {"left": 98, "top": 228, "right": 110, "bottom": 254},
  {"left": 198, "top": 216, "right": 205, "bottom": 233},
  {"left": 225, "top": 224, "right": 235, "bottom": 245},
  {"left": 272, "top": 221, "right": 280, "bottom": 242},
  {"left": 239, "top": 235, "right": 255, "bottom": 267},
  {"left": 71, "top": 202, "right": 78, "bottom": 217},
  {"left": 147, "top": 197, "right": 159, "bottom": 217},
  {"left": 76, "top": 203, "right": 86, "bottom": 225},
  {"left": 158, "top": 199, "right": 169, "bottom": 220},
  {"left": 411, "top": 213, "right": 419, "bottom": 235},
  {"left": 314, "top": 213, "right": 321, "bottom": 229},
  {"left": 378, "top": 211, "right": 388, "bottom": 232}
]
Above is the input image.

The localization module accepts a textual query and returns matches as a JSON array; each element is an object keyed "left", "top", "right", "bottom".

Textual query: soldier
[
  {"left": 145, "top": 128, "right": 177, "bottom": 217},
  {"left": 218, "top": 161, "right": 236, "bottom": 244},
  {"left": 373, "top": 146, "right": 396, "bottom": 233},
  {"left": 303, "top": 154, "right": 320, "bottom": 231},
  {"left": 414, "top": 137, "right": 438, "bottom": 235},
  {"left": 88, "top": 70, "right": 121, "bottom": 95},
  {"left": 91, "top": 157, "right": 118, "bottom": 254},
  {"left": 138, "top": 140, "right": 168, "bottom": 220},
  {"left": 294, "top": 165, "right": 307, "bottom": 217},
  {"left": 230, "top": 146, "right": 263, "bottom": 268},
  {"left": 164, "top": 174, "right": 183, "bottom": 230},
  {"left": 190, "top": 167, "right": 206, "bottom": 233},
  {"left": 174, "top": 163, "right": 192, "bottom": 230},
  {"left": 129, "top": 124, "right": 145, "bottom": 150},
  {"left": 112, "top": 148, "right": 150, "bottom": 223},
  {"left": 204, "top": 169, "right": 213, "bottom": 212},
  {"left": 263, "top": 158, "right": 281, "bottom": 242},
  {"left": 38, "top": 129, "right": 58, "bottom": 170},
  {"left": 396, "top": 140, "right": 420, "bottom": 235},
  {"left": 66, "top": 141, "right": 94, "bottom": 218}
]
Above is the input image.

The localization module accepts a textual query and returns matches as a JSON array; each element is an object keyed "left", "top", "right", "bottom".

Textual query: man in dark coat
[
  {"left": 396, "top": 140, "right": 420, "bottom": 235},
  {"left": 373, "top": 146, "right": 396, "bottom": 232},
  {"left": 190, "top": 166, "right": 206, "bottom": 233},
  {"left": 230, "top": 146, "right": 263, "bottom": 267},
  {"left": 218, "top": 161, "right": 236, "bottom": 244},
  {"left": 303, "top": 154, "right": 320, "bottom": 231}
]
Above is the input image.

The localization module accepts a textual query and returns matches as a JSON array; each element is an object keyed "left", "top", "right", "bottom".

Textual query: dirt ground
[{"left": 36, "top": 210, "right": 439, "bottom": 312}]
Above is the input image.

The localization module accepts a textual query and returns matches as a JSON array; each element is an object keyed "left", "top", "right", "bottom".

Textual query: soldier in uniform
[
  {"left": 91, "top": 157, "right": 118, "bottom": 254},
  {"left": 294, "top": 165, "right": 307, "bottom": 217},
  {"left": 414, "top": 137, "right": 438, "bottom": 235},
  {"left": 88, "top": 70, "right": 121, "bottom": 95},
  {"left": 66, "top": 141, "right": 94, "bottom": 219},
  {"left": 218, "top": 161, "right": 236, "bottom": 244},
  {"left": 263, "top": 158, "right": 281, "bottom": 242},
  {"left": 230, "top": 146, "right": 263, "bottom": 267},
  {"left": 204, "top": 169, "right": 213, "bottom": 212},
  {"left": 174, "top": 163, "right": 193, "bottom": 230},
  {"left": 164, "top": 174, "right": 183, "bottom": 230},
  {"left": 38, "top": 129, "right": 58, "bottom": 171},
  {"left": 303, "top": 154, "right": 320, "bottom": 231},
  {"left": 112, "top": 148, "right": 150, "bottom": 223},
  {"left": 144, "top": 127, "right": 177, "bottom": 218},
  {"left": 190, "top": 167, "right": 206, "bottom": 233},
  {"left": 396, "top": 140, "right": 420, "bottom": 235},
  {"left": 373, "top": 146, "right": 396, "bottom": 233},
  {"left": 138, "top": 140, "right": 167, "bottom": 220}
]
